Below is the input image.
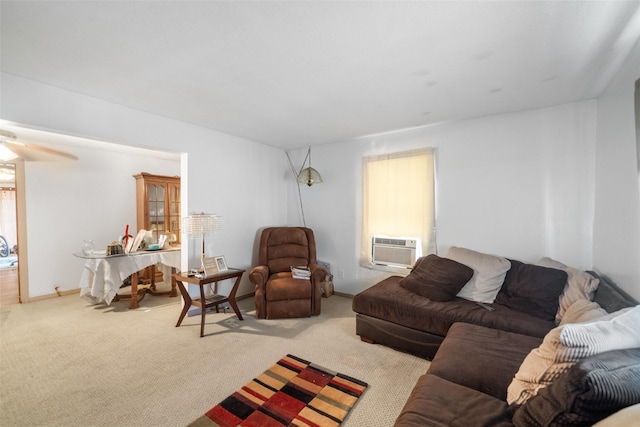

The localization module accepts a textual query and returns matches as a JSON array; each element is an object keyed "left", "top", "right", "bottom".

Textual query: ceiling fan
[{"left": 0, "top": 129, "right": 78, "bottom": 161}]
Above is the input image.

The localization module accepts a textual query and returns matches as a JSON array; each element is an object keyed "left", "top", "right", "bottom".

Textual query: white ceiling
[{"left": 2, "top": 1, "right": 640, "bottom": 150}]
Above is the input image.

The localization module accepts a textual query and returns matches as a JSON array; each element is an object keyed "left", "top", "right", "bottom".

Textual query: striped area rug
[{"left": 188, "top": 354, "right": 368, "bottom": 427}]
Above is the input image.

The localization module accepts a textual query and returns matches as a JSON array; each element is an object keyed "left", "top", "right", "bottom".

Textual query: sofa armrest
[
  {"left": 309, "top": 263, "right": 327, "bottom": 283},
  {"left": 249, "top": 265, "right": 269, "bottom": 287}
]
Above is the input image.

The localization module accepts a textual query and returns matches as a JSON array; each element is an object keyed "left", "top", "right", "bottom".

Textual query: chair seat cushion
[{"left": 266, "top": 274, "right": 312, "bottom": 301}]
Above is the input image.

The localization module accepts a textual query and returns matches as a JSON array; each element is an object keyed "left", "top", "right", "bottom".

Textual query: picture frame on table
[
  {"left": 202, "top": 256, "right": 218, "bottom": 277},
  {"left": 215, "top": 256, "right": 228, "bottom": 272}
]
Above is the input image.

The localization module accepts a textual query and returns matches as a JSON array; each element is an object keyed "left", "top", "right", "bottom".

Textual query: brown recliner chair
[{"left": 250, "top": 227, "right": 327, "bottom": 319}]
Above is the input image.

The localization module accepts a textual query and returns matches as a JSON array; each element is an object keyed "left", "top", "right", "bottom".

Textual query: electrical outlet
[{"left": 338, "top": 269, "right": 345, "bottom": 279}]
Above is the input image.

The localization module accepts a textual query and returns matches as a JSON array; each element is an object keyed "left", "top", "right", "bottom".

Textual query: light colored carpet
[{"left": 0, "top": 291, "right": 430, "bottom": 427}]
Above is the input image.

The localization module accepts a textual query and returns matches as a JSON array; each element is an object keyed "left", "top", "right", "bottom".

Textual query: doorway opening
[{"left": 0, "top": 162, "right": 19, "bottom": 306}]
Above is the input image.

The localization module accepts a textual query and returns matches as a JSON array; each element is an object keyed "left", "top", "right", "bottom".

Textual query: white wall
[
  {"left": 593, "top": 38, "right": 640, "bottom": 300},
  {"left": 290, "top": 101, "right": 598, "bottom": 296},
  {"left": 1, "top": 73, "right": 289, "bottom": 299}
]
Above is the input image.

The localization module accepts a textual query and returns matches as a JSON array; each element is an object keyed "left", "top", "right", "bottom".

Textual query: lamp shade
[
  {"left": 297, "top": 167, "right": 323, "bottom": 186},
  {"left": 184, "top": 214, "right": 222, "bottom": 238}
]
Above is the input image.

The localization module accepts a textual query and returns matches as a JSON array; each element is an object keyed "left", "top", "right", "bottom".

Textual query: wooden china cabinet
[{"left": 133, "top": 172, "right": 181, "bottom": 283}]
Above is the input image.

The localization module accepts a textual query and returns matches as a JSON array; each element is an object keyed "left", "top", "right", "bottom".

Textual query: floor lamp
[{"left": 286, "top": 147, "right": 323, "bottom": 227}]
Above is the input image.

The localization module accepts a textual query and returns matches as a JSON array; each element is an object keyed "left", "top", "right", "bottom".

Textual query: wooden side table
[{"left": 173, "top": 268, "right": 245, "bottom": 337}]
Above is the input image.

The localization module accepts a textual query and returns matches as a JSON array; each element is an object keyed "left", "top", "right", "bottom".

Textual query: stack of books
[{"left": 291, "top": 266, "right": 311, "bottom": 280}]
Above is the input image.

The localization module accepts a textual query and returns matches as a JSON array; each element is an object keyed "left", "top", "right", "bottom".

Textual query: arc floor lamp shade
[
  {"left": 297, "top": 166, "right": 323, "bottom": 186},
  {"left": 296, "top": 147, "right": 323, "bottom": 186}
]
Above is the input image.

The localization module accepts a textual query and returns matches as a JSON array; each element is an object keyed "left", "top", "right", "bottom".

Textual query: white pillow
[
  {"left": 560, "top": 305, "right": 640, "bottom": 359},
  {"left": 536, "top": 257, "right": 600, "bottom": 324},
  {"left": 446, "top": 246, "right": 511, "bottom": 303},
  {"left": 507, "top": 305, "right": 640, "bottom": 405}
]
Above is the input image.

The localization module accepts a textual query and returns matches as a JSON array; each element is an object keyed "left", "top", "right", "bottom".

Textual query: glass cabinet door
[
  {"left": 168, "top": 182, "right": 180, "bottom": 240},
  {"left": 135, "top": 173, "right": 180, "bottom": 245},
  {"left": 147, "top": 184, "right": 166, "bottom": 237}
]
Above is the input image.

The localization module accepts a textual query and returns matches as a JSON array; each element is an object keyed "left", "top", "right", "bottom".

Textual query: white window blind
[{"left": 360, "top": 148, "right": 436, "bottom": 267}]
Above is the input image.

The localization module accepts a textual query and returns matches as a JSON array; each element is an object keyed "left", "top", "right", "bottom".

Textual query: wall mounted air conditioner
[{"left": 372, "top": 236, "right": 422, "bottom": 268}]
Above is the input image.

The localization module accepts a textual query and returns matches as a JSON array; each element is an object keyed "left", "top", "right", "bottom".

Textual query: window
[{"left": 360, "top": 148, "right": 436, "bottom": 268}]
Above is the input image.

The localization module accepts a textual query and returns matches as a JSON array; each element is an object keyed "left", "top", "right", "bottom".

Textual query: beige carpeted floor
[{"left": 0, "top": 289, "right": 430, "bottom": 427}]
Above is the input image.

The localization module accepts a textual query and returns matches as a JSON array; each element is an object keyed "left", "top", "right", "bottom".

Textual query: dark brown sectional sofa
[{"left": 352, "top": 254, "right": 639, "bottom": 426}]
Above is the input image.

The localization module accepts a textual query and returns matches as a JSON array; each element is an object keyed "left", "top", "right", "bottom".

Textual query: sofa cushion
[
  {"left": 400, "top": 255, "right": 473, "bottom": 302},
  {"left": 353, "top": 276, "right": 555, "bottom": 340},
  {"left": 394, "top": 374, "right": 514, "bottom": 427},
  {"left": 428, "top": 323, "right": 542, "bottom": 400},
  {"left": 446, "top": 246, "right": 511, "bottom": 303},
  {"left": 507, "top": 305, "right": 640, "bottom": 405},
  {"left": 536, "top": 257, "right": 600, "bottom": 323},
  {"left": 496, "top": 260, "right": 567, "bottom": 321},
  {"left": 512, "top": 348, "right": 640, "bottom": 427}
]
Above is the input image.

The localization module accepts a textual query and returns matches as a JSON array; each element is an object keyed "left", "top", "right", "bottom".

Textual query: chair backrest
[{"left": 258, "top": 227, "right": 318, "bottom": 273}]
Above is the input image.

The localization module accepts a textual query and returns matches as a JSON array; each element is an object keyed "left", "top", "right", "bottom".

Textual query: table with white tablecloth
[{"left": 76, "top": 248, "right": 181, "bottom": 309}]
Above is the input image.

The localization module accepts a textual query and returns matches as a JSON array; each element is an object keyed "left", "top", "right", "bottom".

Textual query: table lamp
[{"left": 184, "top": 213, "right": 222, "bottom": 260}]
